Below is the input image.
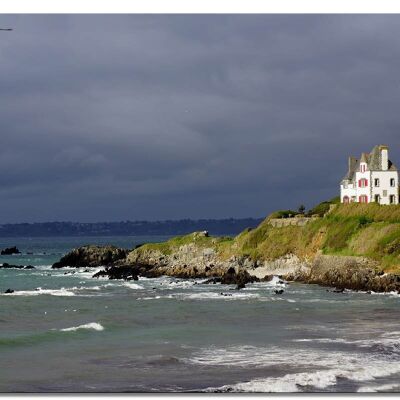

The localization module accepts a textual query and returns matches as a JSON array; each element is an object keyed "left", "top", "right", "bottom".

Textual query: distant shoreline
[{"left": 0, "top": 218, "right": 263, "bottom": 237}]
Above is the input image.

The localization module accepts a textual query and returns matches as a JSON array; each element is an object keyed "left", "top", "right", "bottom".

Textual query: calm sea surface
[{"left": 1, "top": 236, "right": 400, "bottom": 393}]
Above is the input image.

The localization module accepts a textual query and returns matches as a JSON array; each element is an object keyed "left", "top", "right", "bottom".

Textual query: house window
[
  {"left": 390, "top": 195, "right": 396, "bottom": 204},
  {"left": 390, "top": 178, "right": 396, "bottom": 187},
  {"left": 358, "top": 178, "right": 368, "bottom": 188},
  {"left": 374, "top": 178, "right": 380, "bottom": 187},
  {"left": 383, "top": 190, "right": 387, "bottom": 197},
  {"left": 359, "top": 195, "right": 368, "bottom": 203},
  {"left": 360, "top": 164, "right": 367, "bottom": 172},
  {"left": 374, "top": 194, "right": 380, "bottom": 203}
]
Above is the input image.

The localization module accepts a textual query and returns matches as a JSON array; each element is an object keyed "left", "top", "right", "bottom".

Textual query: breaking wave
[
  {"left": 60, "top": 322, "right": 104, "bottom": 332},
  {"left": 1, "top": 287, "right": 76, "bottom": 296},
  {"left": 189, "top": 344, "right": 400, "bottom": 392}
]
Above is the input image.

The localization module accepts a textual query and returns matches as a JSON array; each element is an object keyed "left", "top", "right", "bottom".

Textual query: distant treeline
[{"left": 0, "top": 218, "right": 263, "bottom": 237}]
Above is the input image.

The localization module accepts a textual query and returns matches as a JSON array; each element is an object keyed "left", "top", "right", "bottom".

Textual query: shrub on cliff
[
  {"left": 268, "top": 210, "right": 299, "bottom": 219},
  {"left": 307, "top": 196, "right": 339, "bottom": 217}
]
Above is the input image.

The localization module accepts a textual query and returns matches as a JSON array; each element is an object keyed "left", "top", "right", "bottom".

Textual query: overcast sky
[{"left": 0, "top": 14, "right": 399, "bottom": 222}]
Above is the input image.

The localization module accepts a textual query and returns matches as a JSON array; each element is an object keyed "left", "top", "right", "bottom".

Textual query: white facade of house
[{"left": 340, "top": 145, "right": 399, "bottom": 205}]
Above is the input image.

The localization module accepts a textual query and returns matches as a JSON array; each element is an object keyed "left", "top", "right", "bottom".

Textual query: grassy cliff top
[
  {"left": 132, "top": 200, "right": 400, "bottom": 273},
  {"left": 135, "top": 231, "right": 234, "bottom": 256}
]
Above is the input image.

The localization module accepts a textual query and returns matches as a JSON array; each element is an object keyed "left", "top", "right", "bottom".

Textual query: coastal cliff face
[{"left": 52, "top": 203, "right": 400, "bottom": 293}]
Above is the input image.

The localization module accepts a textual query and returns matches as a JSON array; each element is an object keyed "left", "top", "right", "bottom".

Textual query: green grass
[
  {"left": 332, "top": 203, "right": 400, "bottom": 222},
  {"left": 136, "top": 232, "right": 233, "bottom": 256}
]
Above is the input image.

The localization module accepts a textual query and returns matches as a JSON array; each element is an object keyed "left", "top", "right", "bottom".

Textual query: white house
[{"left": 340, "top": 145, "right": 399, "bottom": 205}]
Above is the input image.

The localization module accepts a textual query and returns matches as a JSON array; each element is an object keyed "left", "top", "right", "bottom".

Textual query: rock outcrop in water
[
  {"left": 93, "top": 265, "right": 152, "bottom": 281},
  {"left": 202, "top": 268, "right": 260, "bottom": 289},
  {"left": 0, "top": 263, "right": 35, "bottom": 269},
  {"left": 1, "top": 246, "right": 21, "bottom": 255},
  {"left": 52, "top": 245, "right": 128, "bottom": 269}
]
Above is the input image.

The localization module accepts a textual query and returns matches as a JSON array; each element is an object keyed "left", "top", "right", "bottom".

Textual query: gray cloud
[{"left": 0, "top": 14, "right": 399, "bottom": 222}]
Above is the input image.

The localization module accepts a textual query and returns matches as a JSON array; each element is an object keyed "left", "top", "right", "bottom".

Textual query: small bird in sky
[{"left": 0, "top": 28, "right": 12, "bottom": 31}]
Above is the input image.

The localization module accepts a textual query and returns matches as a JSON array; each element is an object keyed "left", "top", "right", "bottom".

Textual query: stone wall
[{"left": 268, "top": 216, "right": 319, "bottom": 227}]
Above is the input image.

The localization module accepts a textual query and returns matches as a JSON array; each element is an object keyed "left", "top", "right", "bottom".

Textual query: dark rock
[
  {"left": 24, "top": 265, "right": 35, "bottom": 269},
  {"left": 236, "top": 282, "right": 246, "bottom": 290},
  {"left": 221, "top": 268, "right": 259, "bottom": 286},
  {"left": 4, "top": 289, "right": 14, "bottom": 294},
  {"left": 262, "top": 275, "right": 274, "bottom": 282},
  {"left": 1, "top": 246, "right": 21, "bottom": 255},
  {"left": 52, "top": 245, "right": 128, "bottom": 269},
  {"left": 332, "top": 288, "right": 345, "bottom": 293},
  {"left": 274, "top": 289, "right": 284, "bottom": 295},
  {"left": 202, "top": 277, "right": 221, "bottom": 284},
  {"left": 0, "top": 263, "right": 26, "bottom": 269},
  {"left": 93, "top": 265, "right": 140, "bottom": 281}
]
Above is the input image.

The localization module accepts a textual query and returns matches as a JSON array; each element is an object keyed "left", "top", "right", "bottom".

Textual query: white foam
[
  {"left": 138, "top": 295, "right": 164, "bottom": 300},
  {"left": 177, "top": 292, "right": 260, "bottom": 301},
  {"left": 167, "top": 281, "right": 196, "bottom": 288},
  {"left": 123, "top": 282, "right": 144, "bottom": 290},
  {"left": 192, "top": 345, "right": 400, "bottom": 392},
  {"left": 60, "top": 322, "right": 104, "bottom": 332},
  {"left": 293, "top": 335, "right": 400, "bottom": 351},
  {"left": 2, "top": 287, "right": 75, "bottom": 296},
  {"left": 34, "top": 265, "right": 53, "bottom": 271},
  {"left": 208, "top": 370, "right": 338, "bottom": 392},
  {"left": 267, "top": 276, "right": 287, "bottom": 287},
  {"left": 357, "top": 383, "right": 400, "bottom": 392},
  {"left": 1, "top": 284, "right": 103, "bottom": 297}
]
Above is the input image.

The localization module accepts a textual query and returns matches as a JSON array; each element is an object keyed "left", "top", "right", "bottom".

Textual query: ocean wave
[
  {"left": 34, "top": 265, "right": 53, "bottom": 270},
  {"left": 267, "top": 276, "right": 288, "bottom": 287},
  {"left": 207, "top": 362, "right": 400, "bottom": 392},
  {"left": 191, "top": 345, "right": 400, "bottom": 392},
  {"left": 163, "top": 279, "right": 199, "bottom": 289},
  {"left": 181, "top": 292, "right": 260, "bottom": 300},
  {"left": 138, "top": 291, "right": 261, "bottom": 301},
  {"left": 122, "top": 282, "right": 144, "bottom": 290},
  {"left": 357, "top": 383, "right": 400, "bottom": 392},
  {"left": 1, "top": 285, "right": 104, "bottom": 297},
  {"left": 207, "top": 370, "right": 339, "bottom": 392},
  {"left": 60, "top": 322, "right": 104, "bottom": 332},
  {"left": 293, "top": 335, "right": 400, "bottom": 354},
  {"left": 1, "top": 287, "right": 76, "bottom": 296}
]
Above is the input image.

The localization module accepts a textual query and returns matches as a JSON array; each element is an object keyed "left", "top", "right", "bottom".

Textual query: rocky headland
[{"left": 51, "top": 200, "right": 400, "bottom": 293}]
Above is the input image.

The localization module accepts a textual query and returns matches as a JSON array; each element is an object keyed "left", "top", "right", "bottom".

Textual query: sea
[{"left": 1, "top": 236, "right": 400, "bottom": 393}]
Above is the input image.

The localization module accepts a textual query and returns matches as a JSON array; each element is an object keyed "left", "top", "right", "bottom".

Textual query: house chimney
[
  {"left": 348, "top": 156, "right": 356, "bottom": 173},
  {"left": 380, "top": 145, "right": 388, "bottom": 171}
]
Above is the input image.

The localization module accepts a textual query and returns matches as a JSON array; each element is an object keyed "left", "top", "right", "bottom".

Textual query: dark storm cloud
[{"left": 0, "top": 14, "right": 399, "bottom": 222}]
